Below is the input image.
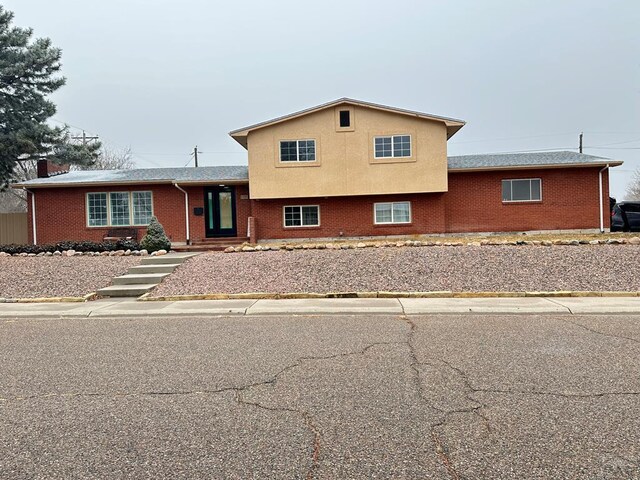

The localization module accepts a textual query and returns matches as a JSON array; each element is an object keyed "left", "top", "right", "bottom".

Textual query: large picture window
[
  {"left": 283, "top": 205, "right": 320, "bottom": 227},
  {"left": 374, "top": 202, "right": 411, "bottom": 224},
  {"left": 87, "top": 191, "right": 154, "bottom": 227},
  {"left": 280, "top": 139, "right": 316, "bottom": 162},
  {"left": 374, "top": 135, "right": 411, "bottom": 158},
  {"left": 502, "top": 179, "right": 542, "bottom": 202}
]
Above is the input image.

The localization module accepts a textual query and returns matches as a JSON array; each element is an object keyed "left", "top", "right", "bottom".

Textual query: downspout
[
  {"left": 173, "top": 183, "right": 190, "bottom": 245},
  {"left": 599, "top": 164, "right": 609, "bottom": 233},
  {"left": 23, "top": 188, "right": 37, "bottom": 245}
]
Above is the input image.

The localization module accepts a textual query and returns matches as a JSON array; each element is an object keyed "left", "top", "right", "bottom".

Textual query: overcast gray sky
[{"left": 5, "top": 0, "right": 639, "bottom": 199}]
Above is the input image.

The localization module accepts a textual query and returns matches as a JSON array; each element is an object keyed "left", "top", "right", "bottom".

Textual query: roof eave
[
  {"left": 12, "top": 178, "right": 249, "bottom": 189},
  {"left": 448, "top": 161, "right": 623, "bottom": 172},
  {"left": 229, "top": 97, "right": 466, "bottom": 146}
]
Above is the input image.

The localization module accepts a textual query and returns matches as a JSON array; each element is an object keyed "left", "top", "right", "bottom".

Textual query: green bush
[
  {"left": 140, "top": 216, "right": 171, "bottom": 253},
  {"left": 0, "top": 239, "right": 141, "bottom": 255}
]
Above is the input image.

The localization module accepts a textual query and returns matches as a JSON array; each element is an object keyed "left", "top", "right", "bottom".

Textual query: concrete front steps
[
  {"left": 97, "top": 252, "right": 199, "bottom": 298},
  {"left": 172, "top": 237, "right": 249, "bottom": 252}
]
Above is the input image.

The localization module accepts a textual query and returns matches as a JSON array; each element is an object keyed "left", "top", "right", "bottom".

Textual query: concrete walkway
[{"left": 2, "top": 296, "right": 640, "bottom": 317}]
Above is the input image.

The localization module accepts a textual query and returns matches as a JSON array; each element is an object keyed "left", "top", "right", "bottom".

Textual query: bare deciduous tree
[
  {"left": 626, "top": 169, "right": 640, "bottom": 201},
  {"left": 0, "top": 146, "right": 135, "bottom": 213}
]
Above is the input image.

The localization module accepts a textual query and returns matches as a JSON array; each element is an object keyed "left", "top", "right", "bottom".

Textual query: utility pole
[
  {"left": 71, "top": 130, "right": 99, "bottom": 146},
  {"left": 192, "top": 145, "right": 200, "bottom": 167},
  {"left": 579, "top": 132, "right": 583, "bottom": 153}
]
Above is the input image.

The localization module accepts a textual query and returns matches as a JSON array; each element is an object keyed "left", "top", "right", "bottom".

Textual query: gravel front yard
[
  {"left": 152, "top": 245, "right": 640, "bottom": 295},
  {"left": 0, "top": 257, "right": 140, "bottom": 299}
]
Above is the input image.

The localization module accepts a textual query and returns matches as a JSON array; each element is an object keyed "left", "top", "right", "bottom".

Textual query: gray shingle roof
[
  {"left": 448, "top": 151, "right": 619, "bottom": 170},
  {"left": 14, "top": 165, "right": 249, "bottom": 187},
  {"left": 13, "top": 151, "right": 620, "bottom": 188}
]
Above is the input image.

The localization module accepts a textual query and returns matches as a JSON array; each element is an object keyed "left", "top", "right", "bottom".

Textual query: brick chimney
[{"left": 37, "top": 159, "right": 70, "bottom": 178}]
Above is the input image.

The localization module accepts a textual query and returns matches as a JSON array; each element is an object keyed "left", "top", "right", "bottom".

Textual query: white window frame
[
  {"left": 373, "top": 135, "right": 412, "bottom": 159},
  {"left": 86, "top": 191, "right": 154, "bottom": 227},
  {"left": 502, "top": 178, "right": 542, "bottom": 203},
  {"left": 279, "top": 139, "right": 317, "bottom": 162},
  {"left": 373, "top": 201, "right": 412, "bottom": 225},
  {"left": 283, "top": 205, "right": 320, "bottom": 228}
]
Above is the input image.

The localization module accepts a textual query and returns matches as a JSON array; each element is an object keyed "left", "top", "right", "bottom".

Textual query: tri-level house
[{"left": 13, "top": 98, "right": 621, "bottom": 247}]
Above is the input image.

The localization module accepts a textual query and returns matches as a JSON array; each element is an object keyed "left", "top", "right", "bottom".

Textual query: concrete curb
[
  {"left": 0, "top": 292, "right": 96, "bottom": 304},
  {"left": 139, "top": 290, "right": 640, "bottom": 302}
]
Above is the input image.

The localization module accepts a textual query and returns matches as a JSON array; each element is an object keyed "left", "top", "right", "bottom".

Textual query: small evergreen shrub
[
  {"left": 139, "top": 216, "right": 171, "bottom": 253},
  {"left": 0, "top": 239, "right": 141, "bottom": 255}
]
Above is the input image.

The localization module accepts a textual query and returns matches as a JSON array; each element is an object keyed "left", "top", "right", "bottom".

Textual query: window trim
[
  {"left": 373, "top": 134, "right": 412, "bottom": 159},
  {"left": 86, "top": 191, "right": 154, "bottom": 228},
  {"left": 282, "top": 205, "right": 321, "bottom": 228},
  {"left": 501, "top": 178, "right": 543, "bottom": 203},
  {"left": 279, "top": 139, "right": 317, "bottom": 163},
  {"left": 373, "top": 201, "right": 412, "bottom": 225}
]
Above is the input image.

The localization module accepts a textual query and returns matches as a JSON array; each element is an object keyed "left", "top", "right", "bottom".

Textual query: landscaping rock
[
  {"left": 139, "top": 249, "right": 149, "bottom": 256},
  {"left": 629, "top": 237, "right": 640, "bottom": 245},
  {"left": 241, "top": 246, "right": 255, "bottom": 252},
  {"left": 155, "top": 249, "right": 168, "bottom": 256},
  {"left": 356, "top": 242, "right": 366, "bottom": 248},
  {"left": 224, "top": 247, "right": 235, "bottom": 253}
]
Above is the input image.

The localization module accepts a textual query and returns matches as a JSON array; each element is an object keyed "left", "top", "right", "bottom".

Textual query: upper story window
[
  {"left": 339, "top": 110, "right": 351, "bottom": 127},
  {"left": 280, "top": 139, "right": 316, "bottom": 162},
  {"left": 502, "top": 179, "right": 542, "bottom": 202},
  {"left": 87, "top": 191, "right": 153, "bottom": 227},
  {"left": 374, "top": 135, "right": 411, "bottom": 159}
]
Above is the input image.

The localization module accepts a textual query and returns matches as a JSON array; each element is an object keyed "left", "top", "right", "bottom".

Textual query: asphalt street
[{"left": 1, "top": 313, "right": 639, "bottom": 479}]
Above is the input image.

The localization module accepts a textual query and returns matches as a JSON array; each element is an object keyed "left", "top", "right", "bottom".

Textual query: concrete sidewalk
[{"left": 2, "top": 296, "right": 640, "bottom": 317}]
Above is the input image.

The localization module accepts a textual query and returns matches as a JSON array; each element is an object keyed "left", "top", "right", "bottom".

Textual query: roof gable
[{"left": 229, "top": 98, "right": 466, "bottom": 148}]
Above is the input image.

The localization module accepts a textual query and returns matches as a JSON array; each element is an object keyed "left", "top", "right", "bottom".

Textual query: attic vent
[{"left": 339, "top": 110, "right": 350, "bottom": 128}]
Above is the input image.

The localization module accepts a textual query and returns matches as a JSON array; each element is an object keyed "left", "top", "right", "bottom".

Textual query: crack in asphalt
[
  {"left": 558, "top": 316, "right": 640, "bottom": 345},
  {"left": 0, "top": 339, "right": 406, "bottom": 479},
  {"left": 401, "top": 315, "right": 464, "bottom": 480}
]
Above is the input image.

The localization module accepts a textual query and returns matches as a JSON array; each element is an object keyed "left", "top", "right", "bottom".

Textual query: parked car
[{"left": 611, "top": 202, "right": 640, "bottom": 232}]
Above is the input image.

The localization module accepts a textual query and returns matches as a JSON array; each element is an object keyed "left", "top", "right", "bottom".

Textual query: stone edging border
[
  {"left": 224, "top": 237, "right": 640, "bottom": 253},
  {"left": 139, "top": 291, "right": 640, "bottom": 302},
  {"left": 0, "top": 292, "right": 96, "bottom": 303}
]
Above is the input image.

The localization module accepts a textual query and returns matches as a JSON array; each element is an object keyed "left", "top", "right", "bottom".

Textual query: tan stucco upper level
[{"left": 230, "top": 99, "right": 465, "bottom": 199}]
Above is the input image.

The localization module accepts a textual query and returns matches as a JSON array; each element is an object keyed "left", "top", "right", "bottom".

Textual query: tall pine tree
[{"left": 0, "top": 6, "right": 100, "bottom": 190}]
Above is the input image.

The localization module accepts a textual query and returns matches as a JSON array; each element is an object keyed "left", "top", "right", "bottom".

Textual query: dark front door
[{"left": 204, "top": 186, "right": 237, "bottom": 237}]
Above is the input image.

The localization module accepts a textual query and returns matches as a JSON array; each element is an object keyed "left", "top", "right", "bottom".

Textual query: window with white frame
[
  {"left": 87, "top": 191, "right": 154, "bottom": 227},
  {"left": 280, "top": 139, "right": 316, "bottom": 162},
  {"left": 374, "top": 202, "right": 411, "bottom": 224},
  {"left": 284, "top": 205, "right": 320, "bottom": 227},
  {"left": 502, "top": 179, "right": 542, "bottom": 202},
  {"left": 374, "top": 135, "right": 411, "bottom": 158}
]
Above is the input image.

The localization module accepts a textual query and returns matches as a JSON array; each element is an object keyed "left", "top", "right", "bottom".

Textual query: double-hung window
[
  {"left": 284, "top": 205, "right": 320, "bottom": 227},
  {"left": 502, "top": 179, "right": 542, "bottom": 202},
  {"left": 374, "top": 135, "right": 411, "bottom": 158},
  {"left": 87, "top": 191, "right": 153, "bottom": 226},
  {"left": 280, "top": 139, "right": 316, "bottom": 162},
  {"left": 374, "top": 202, "right": 411, "bottom": 224}
]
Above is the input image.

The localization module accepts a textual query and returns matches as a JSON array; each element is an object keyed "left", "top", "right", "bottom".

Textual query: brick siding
[{"left": 24, "top": 167, "right": 610, "bottom": 244}]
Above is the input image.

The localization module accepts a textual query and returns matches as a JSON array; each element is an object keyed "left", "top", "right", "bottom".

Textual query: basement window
[
  {"left": 502, "top": 179, "right": 542, "bottom": 202},
  {"left": 374, "top": 202, "right": 411, "bottom": 224},
  {"left": 284, "top": 205, "right": 320, "bottom": 227}
]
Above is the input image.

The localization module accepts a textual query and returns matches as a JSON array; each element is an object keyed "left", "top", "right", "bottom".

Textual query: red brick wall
[
  {"left": 26, "top": 183, "right": 251, "bottom": 245},
  {"left": 445, "top": 167, "right": 609, "bottom": 233},
  {"left": 251, "top": 193, "right": 447, "bottom": 240},
  {"left": 24, "top": 168, "right": 610, "bottom": 244}
]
